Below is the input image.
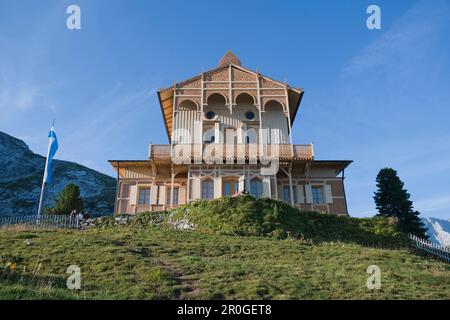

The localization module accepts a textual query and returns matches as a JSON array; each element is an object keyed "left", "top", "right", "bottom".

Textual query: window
[
  {"left": 138, "top": 188, "right": 151, "bottom": 205},
  {"left": 201, "top": 179, "right": 214, "bottom": 199},
  {"left": 173, "top": 187, "right": 179, "bottom": 205},
  {"left": 245, "top": 111, "right": 255, "bottom": 120},
  {"left": 223, "top": 180, "right": 239, "bottom": 196},
  {"left": 205, "top": 111, "right": 216, "bottom": 120},
  {"left": 120, "top": 183, "right": 130, "bottom": 198},
  {"left": 223, "top": 182, "right": 231, "bottom": 196},
  {"left": 250, "top": 179, "right": 263, "bottom": 199},
  {"left": 312, "top": 186, "right": 324, "bottom": 204},
  {"left": 167, "top": 187, "right": 179, "bottom": 205},
  {"left": 283, "top": 186, "right": 290, "bottom": 203}
]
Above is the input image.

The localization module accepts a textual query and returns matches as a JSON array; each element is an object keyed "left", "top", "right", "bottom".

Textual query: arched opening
[
  {"left": 264, "top": 100, "right": 284, "bottom": 112},
  {"left": 222, "top": 177, "right": 239, "bottom": 196},
  {"left": 178, "top": 99, "right": 198, "bottom": 111},
  {"left": 204, "top": 93, "right": 228, "bottom": 146},
  {"left": 204, "top": 93, "right": 228, "bottom": 123},
  {"left": 235, "top": 92, "right": 256, "bottom": 106},
  {"left": 235, "top": 93, "right": 258, "bottom": 122},
  {"left": 206, "top": 93, "right": 227, "bottom": 106},
  {"left": 201, "top": 178, "right": 214, "bottom": 199},
  {"left": 262, "top": 100, "right": 288, "bottom": 144},
  {"left": 174, "top": 99, "right": 199, "bottom": 144},
  {"left": 250, "top": 178, "right": 263, "bottom": 199}
]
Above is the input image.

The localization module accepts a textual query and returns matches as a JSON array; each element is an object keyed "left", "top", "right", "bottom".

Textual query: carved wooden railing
[{"left": 149, "top": 143, "right": 314, "bottom": 161}]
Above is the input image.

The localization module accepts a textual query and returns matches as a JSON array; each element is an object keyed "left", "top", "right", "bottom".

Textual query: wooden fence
[
  {"left": 409, "top": 234, "right": 450, "bottom": 263},
  {"left": 0, "top": 215, "right": 80, "bottom": 230}
]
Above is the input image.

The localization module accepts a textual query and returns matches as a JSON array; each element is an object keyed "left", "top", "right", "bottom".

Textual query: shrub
[{"left": 161, "top": 195, "right": 407, "bottom": 247}]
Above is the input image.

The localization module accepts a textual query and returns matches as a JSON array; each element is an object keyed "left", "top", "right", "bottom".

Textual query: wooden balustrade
[{"left": 149, "top": 144, "right": 314, "bottom": 161}]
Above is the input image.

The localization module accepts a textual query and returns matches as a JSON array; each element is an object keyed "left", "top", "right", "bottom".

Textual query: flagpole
[
  {"left": 37, "top": 123, "right": 54, "bottom": 218},
  {"left": 37, "top": 177, "right": 47, "bottom": 218},
  {"left": 37, "top": 141, "right": 51, "bottom": 218}
]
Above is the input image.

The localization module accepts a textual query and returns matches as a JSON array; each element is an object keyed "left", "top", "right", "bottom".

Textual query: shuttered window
[
  {"left": 250, "top": 179, "right": 263, "bottom": 199},
  {"left": 138, "top": 188, "right": 151, "bottom": 205},
  {"left": 201, "top": 179, "right": 214, "bottom": 199},
  {"left": 120, "top": 183, "right": 130, "bottom": 198},
  {"left": 173, "top": 187, "right": 179, "bottom": 205},
  {"left": 167, "top": 187, "right": 179, "bottom": 205},
  {"left": 312, "top": 186, "right": 325, "bottom": 204}
]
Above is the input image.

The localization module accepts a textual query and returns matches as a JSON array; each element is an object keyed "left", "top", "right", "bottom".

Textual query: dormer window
[
  {"left": 205, "top": 111, "right": 216, "bottom": 120},
  {"left": 245, "top": 111, "right": 255, "bottom": 120}
]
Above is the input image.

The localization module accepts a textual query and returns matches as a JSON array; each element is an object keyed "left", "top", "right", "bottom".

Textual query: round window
[
  {"left": 205, "top": 111, "right": 216, "bottom": 120},
  {"left": 245, "top": 111, "right": 255, "bottom": 120}
]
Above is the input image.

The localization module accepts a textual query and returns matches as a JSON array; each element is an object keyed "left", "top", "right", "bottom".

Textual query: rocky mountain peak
[{"left": 0, "top": 131, "right": 116, "bottom": 217}]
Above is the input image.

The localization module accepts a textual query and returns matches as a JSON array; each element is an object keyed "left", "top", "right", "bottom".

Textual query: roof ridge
[{"left": 219, "top": 51, "right": 241, "bottom": 67}]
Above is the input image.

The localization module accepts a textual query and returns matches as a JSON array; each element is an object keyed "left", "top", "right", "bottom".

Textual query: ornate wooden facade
[{"left": 109, "top": 52, "right": 352, "bottom": 215}]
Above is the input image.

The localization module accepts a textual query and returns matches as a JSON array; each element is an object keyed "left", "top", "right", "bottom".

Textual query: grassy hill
[{"left": 0, "top": 196, "right": 449, "bottom": 299}]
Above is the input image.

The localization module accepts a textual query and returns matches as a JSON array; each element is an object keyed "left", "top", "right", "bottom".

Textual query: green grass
[
  {"left": 0, "top": 225, "right": 449, "bottom": 299},
  {"left": 1, "top": 196, "right": 448, "bottom": 299}
]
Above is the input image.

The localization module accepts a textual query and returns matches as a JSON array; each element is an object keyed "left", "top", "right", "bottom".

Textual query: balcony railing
[{"left": 149, "top": 143, "right": 314, "bottom": 161}]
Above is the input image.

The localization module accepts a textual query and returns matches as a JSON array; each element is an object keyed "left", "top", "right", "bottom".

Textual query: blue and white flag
[{"left": 43, "top": 126, "right": 59, "bottom": 183}]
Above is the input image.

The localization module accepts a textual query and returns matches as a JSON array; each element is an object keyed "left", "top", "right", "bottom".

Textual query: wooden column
[
  {"left": 288, "top": 161, "right": 294, "bottom": 206},
  {"left": 228, "top": 65, "right": 233, "bottom": 113},
  {"left": 170, "top": 85, "right": 177, "bottom": 150},
  {"left": 186, "top": 167, "right": 191, "bottom": 203},
  {"left": 170, "top": 165, "right": 175, "bottom": 208},
  {"left": 114, "top": 161, "right": 120, "bottom": 215},
  {"left": 256, "top": 73, "right": 263, "bottom": 157}
]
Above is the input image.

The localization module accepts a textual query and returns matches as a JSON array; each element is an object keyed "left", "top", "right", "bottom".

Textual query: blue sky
[{"left": 1, "top": 0, "right": 449, "bottom": 219}]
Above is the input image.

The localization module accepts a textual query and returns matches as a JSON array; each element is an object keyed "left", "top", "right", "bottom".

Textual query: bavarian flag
[{"left": 43, "top": 126, "right": 59, "bottom": 183}]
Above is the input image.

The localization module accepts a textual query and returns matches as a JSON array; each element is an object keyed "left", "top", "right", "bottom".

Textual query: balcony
[{"left": 149, "top": 143, "right": 314, "bottom": 162}]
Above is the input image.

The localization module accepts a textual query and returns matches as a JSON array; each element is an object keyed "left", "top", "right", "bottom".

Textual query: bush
[{"left": 162, "top": 195, "right": 407, "bottom": 247}]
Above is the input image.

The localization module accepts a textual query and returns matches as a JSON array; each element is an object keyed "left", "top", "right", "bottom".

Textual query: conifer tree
[
  {"left": 374, "top": 168, "right": 427, "bottom": 238},
  {"left": 46, "top": 183, "right": 83, "bottom": 215}
]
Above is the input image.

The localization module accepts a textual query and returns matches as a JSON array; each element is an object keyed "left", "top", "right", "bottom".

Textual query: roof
[
  {"left": 157, "top": 52, "right": 304, "bottom": 142},
  {"left": 108, "top": 160, "right": 150, "bottom": 167},
  {"left": 310, "top": 160, "right": 353, "bottom": 175}
]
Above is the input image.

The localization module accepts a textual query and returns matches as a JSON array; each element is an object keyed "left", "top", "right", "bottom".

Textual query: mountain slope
[
  {"left": 422, "top": 217, "right": 450, "bottom": 247},
  {"left": 0, "top": 131, "right": 116, "bottom": 217}
]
